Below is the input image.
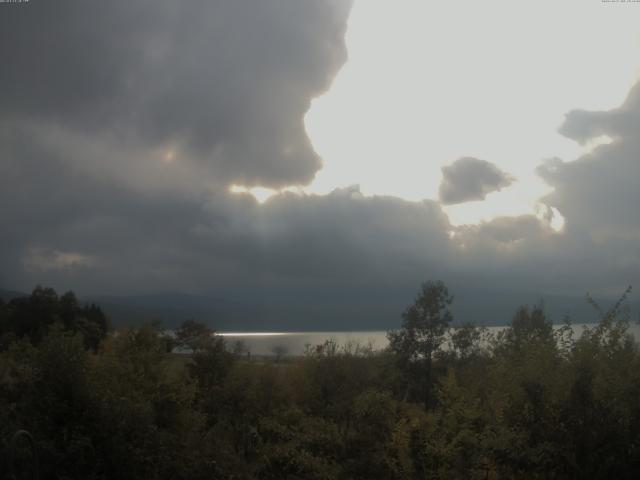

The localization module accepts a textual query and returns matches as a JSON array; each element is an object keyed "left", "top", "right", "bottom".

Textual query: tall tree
[
  {"left": 388, "top": 280, "right": 453, "bottom": 408},
  {"left": 174, "top": 319, "right": 213, "bottom": 353}
]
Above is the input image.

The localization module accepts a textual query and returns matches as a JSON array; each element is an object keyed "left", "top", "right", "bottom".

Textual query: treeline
[
  {"left": 0, "top": 286, "right": 109, "bottom": 351},
  {"left": 1, "top": 282, "right": 639, "bottom": 479}
]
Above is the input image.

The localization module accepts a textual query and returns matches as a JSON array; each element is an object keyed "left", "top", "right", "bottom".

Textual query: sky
[{"left": 1, "top": 0, "right": 640, "bottom": 326}]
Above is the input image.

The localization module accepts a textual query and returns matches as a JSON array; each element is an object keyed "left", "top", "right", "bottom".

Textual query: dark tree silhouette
[{"left": 388, "top": 280, "right": 453, "bottom": 408}]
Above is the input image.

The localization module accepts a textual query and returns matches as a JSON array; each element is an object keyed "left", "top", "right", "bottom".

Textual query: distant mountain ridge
[
  {"left": 0, "top": 289, "right": 27, "bottom": 302},
  {"left": 2, "top": 287, "right": 637, "bottom": 331}
]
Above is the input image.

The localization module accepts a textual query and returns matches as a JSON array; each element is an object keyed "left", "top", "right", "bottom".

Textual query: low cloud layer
[
  {"left": 22, "top": 248, "right": 97, "bottom": 273},
  {"left": 439, "top": 157, "right": 515, "bottom": 205}
]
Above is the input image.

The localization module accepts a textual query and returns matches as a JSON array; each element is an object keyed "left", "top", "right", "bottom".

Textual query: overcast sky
[{"left": 1, "top": 0, "right": 639, "bottom": 322}]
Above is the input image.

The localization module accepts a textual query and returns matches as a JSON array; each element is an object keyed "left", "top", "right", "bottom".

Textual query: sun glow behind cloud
[
  {"left": 229, "top": 185, "right": 278, "bottom": 203},
  {"left": 229, "top": 184, "right": 305, "bottom": 204},
  {"left": 303, "top": 0, "right": 640, "bottom": 225}
]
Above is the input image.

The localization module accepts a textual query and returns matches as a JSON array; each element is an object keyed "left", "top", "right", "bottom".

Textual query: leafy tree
[
  {"left": 345, "top": 389, "right": 411, "bottom": 479},
  {"left": 387, "top": 280, "right": 453, "bottom": 408},
  {"left": 88, "top": 323, "right": 206, "bottom": 479},
  {"left": 423, "top": 370, "right": 488, "bottom": 479},
  {"left": 77, "top": 303, "right": 109, "bottom": 351},
  {"left": 189, "top": 334, "right": 234, "bottom": 393},
  {"left": 270, "top": 344, "right": 289, "bottom": 363},
  {"left": 174, "top": 319, "right": 213, "bottom": 353},
  {"left": 5, "top": 286, "right": 60, "bottom": 343},
  {"left": 506, "top": 303, "right": 554, "bottom": 349},
  {"left": 449, "top": 323, "right": 488, "bottom": 361}
]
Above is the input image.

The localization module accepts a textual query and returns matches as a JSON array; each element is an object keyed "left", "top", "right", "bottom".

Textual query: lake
[{"left": 219, "top": 323, "right": 640, "bottom": 356}]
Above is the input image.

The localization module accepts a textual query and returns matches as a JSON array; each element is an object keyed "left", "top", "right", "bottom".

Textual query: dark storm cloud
[
  {"left": 0, "top": 0, "right": 352, "bottom": 188},
  {"left": 0, "top": 122, "right": 215, "bottom": 291},
  {"left": 539, "top": 81, "right": 640, "bottom": 237},
  {"left": 1, "top": 0, "right": 639, "bottom": 324},
  {"left": 439, "top": 157, "right": 515, "bottom": 205},
  {"left": 196, "top": 186, "right": 453, "bottom": 286}
]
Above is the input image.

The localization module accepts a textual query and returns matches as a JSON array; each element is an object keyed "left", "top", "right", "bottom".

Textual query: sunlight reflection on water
[{"left": 218, "top": 324, "right": 640, "bottom": 356}]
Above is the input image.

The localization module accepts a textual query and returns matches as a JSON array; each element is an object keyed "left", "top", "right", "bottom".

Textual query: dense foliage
[{"left": 1, "top": 284, "right": 639, "bottom": 479}]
